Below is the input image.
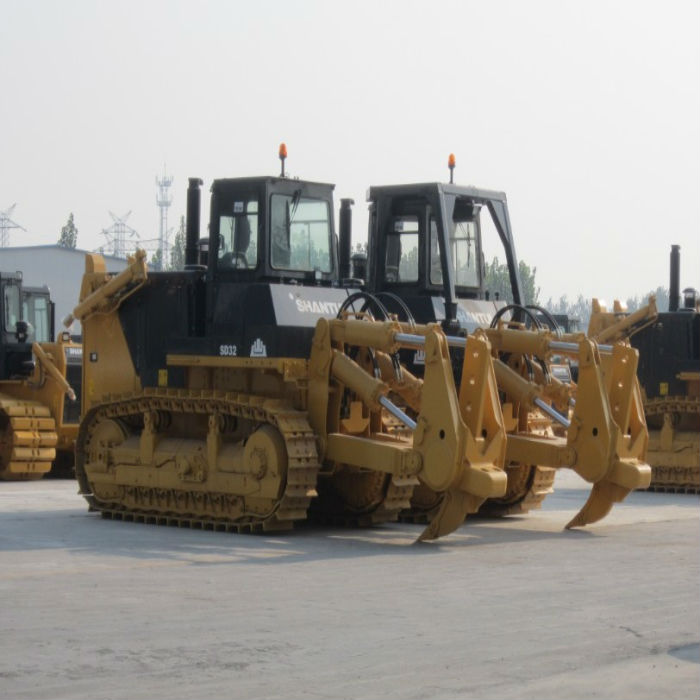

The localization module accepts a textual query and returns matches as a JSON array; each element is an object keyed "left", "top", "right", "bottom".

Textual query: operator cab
[
  {"left": 368, "top": 183, "right": 522, "bottom": 303},
  {"left": 208, "top": 176, "right": 338, "bottom": 286},
  {"left": 0, "top": 272, "right": 35, "bottom": 379},
  {"left": 201, "top": 174, "right": 348, "bottom": 359},
  {"left": 366, "top": 179, "right": 524, "bottom": 332},
  {"left": 139, "top": 146, "right": 352, "bottom": 368}
]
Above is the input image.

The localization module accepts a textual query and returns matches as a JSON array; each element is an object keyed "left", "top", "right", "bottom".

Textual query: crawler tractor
[
  {"left": 0, "top": 272, "right": 80, "bottom": 479},
  {"left": 69, "top": 152, "right": 650, "bottom": 539},
  {"left": 337, "top": 155, "right": 652, "bottom": 522},
  {"left": 589, "top": 245, "right": 699, "bottom": 493},
  {"left": 68, "top": 166, "right": 512, "bottom": 540}
]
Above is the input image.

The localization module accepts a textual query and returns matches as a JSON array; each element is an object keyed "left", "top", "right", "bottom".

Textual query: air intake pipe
[
  {"left": 669, "top": 244, "right": 680, "bottom": 312},
  {"left": 185, "top": 177, "right": 203, "bottom": 268},
  {"left": 339, "top": 198, "right": 354, "bottom": 280}
]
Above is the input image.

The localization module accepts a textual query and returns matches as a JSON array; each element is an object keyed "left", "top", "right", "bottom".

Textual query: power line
[
  {"left": 0, "top": 204, "right": 26, "bottom": 247},
  {"left": 101, "top": 210, "right": 140, "bottom": 258}
]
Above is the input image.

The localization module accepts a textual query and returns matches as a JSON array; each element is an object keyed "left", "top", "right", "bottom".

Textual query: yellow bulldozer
[
  {"left": 588, "top": 244, "right": 699, "bottom": 493},
  {"left": 0, "top": 273, "right": 81, "bottom": 479},
  {"left": 66, "top": 157, "right": 651, "bottom": 541},
  {"left": 336, "top": 155, "right": 653, "bottom": 525}
]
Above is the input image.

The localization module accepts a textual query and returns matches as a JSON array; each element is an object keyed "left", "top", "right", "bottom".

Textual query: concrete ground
[{"left": 0, "top": 471, "right": 698, "bottom": 700}]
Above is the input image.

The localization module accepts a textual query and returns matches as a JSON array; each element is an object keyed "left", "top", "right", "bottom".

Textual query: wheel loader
[
  {"left": 588, "top": 244, "right": 699, "bottom": 493},
  {"left": 67, "top": 149, "right": 650, "bottom": 540},
  {"left": 0, "top": 272, "right": 81, "bottom": 479},
  {"left": 335, "top": 155, "right": 652, "bottom": 523}
]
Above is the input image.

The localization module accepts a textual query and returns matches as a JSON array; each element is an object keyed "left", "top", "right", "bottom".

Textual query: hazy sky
[{"left": 2, "top": 0, "right": 698, "bottom": 306}]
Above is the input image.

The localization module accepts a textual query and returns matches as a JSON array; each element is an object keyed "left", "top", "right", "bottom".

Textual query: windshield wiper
[{"left": 290, "top": 189, "right": 301, "bottom": 222}]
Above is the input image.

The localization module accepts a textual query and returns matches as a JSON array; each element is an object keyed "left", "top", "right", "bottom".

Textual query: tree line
[{"left": 483, "top": 256, "right": 666, "bottom": 329}]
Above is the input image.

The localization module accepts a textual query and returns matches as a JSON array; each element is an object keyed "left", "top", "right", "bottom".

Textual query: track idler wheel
[
  {"left": 79, "top": 417, "right": 128, "bottom": 505},
  {"left": 242, "top": 423, "right": 287, "bottom": 502}
]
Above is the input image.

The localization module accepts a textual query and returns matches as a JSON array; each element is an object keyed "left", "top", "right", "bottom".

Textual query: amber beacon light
[{"left": 279, "top": 143, "right": 288, "bottom": 177}]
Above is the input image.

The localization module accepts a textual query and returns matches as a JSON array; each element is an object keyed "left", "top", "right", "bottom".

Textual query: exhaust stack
[
  {"left": 185, "top": 177, "right": 203, "bottom": 268},
  {"left": 339, "top": 198, "right": 354, "bottom": 280},
  {"left": 669, "top": 244, "right": 680, "bottom": 312}
]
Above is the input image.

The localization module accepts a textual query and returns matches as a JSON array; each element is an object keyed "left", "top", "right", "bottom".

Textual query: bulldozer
[
  {"left": 588, "top": 244, "right": 699, "bottom": 493},
  {"left": 67, "top": 148, "right": 650, "bottom": 540},
  {"left": 335, "top": 154, "right": 652, "bottom": 522},
  {"left": 0, "top": 271, "right": 81, "bottom": 479}
]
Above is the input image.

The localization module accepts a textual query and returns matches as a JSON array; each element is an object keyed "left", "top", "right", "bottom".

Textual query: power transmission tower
[
  {"left": 0, "top": 204, "right": 26, "bottom": 247},
  {"left": 101, "top": 211, "right": 140, "bottom": 258},
  {"left": 155, "top": 168, "right": 173, "bottom": 271}
]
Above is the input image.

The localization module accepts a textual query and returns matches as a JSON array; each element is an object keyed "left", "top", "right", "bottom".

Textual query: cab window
[
  {"left": 218, "top": 199, "right": 258, "bottom": 269},
  {"left": 429, "top": 216, "right": 479, "bottom": 287},
  {"left": 270, "top": 194, "right": 331, "bottom": 273},
  {"left": 385, "top": 216, "right": 419, "bottom": 282},
  {"left": 3, "top": 282, "right": 20, "bottom": 330},
  {"left": 23, "top": 294, "right": 50, "bottom": 342}
]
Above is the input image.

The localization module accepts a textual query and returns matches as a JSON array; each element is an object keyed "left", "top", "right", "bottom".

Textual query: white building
[{"left": 0, "top": 245, "right": 129, "bottom": 338}]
